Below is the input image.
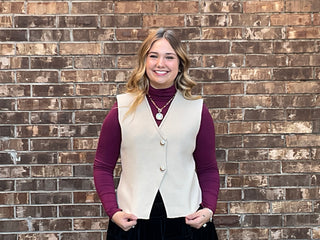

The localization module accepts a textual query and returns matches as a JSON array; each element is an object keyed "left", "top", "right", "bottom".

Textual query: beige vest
[{"left": 117, "top": 91, "right": 203, "bottom": 219}]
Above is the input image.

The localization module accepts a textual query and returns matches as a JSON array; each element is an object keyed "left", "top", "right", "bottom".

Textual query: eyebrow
[{"left": 148, "top": 51, "right": 177, "bottom": 56}]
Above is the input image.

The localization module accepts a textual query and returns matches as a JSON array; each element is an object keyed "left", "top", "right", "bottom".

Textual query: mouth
[{"left": 154, "top": 70, "right": 169, "bottom": 75}]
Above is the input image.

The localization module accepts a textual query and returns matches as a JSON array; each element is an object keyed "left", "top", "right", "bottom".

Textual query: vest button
[
  {"left": 160, "top": 167, "right": 166, "bottom": 171},
  {"left": 160, "top": 139, "right": 166, "bottom": 145}
]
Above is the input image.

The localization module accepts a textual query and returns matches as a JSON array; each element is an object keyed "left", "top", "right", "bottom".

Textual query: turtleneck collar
[{"left": 148, "top": 84, "right": 177, "bottom": 101}]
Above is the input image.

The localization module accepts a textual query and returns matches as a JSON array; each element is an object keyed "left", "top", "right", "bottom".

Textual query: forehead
[{"left": 149, "top": 38, "right": 176, "bottom": 54}]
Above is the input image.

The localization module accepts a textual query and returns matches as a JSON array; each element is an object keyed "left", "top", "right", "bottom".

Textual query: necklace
[{"left": 147, "top": 94, "right": 175, "bottom": 120}]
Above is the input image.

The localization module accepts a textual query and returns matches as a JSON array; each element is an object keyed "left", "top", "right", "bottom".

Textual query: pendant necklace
[{"left": 148, "top": 94, "right": 175, "bottom": 121}]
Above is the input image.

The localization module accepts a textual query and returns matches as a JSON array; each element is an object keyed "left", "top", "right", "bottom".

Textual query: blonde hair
[{"left": 125, "top": 28, "right": 200, "bottom": 116}]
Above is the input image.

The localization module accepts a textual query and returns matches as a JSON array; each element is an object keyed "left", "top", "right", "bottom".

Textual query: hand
[
  {"left": 185, "top": 208, "right": 212, "bottom": 229},
  {"left": 111, "top": 211, "right": 138, "bottom": 231}
]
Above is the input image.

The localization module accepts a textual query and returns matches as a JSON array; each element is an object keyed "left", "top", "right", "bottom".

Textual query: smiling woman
[{"left": 94, "top": 28, "right": 220, "bottom": 240}]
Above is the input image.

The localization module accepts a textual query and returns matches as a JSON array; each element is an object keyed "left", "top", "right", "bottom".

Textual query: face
[{"left": 145, "top": 38, "right": 180, "bottom": 89}]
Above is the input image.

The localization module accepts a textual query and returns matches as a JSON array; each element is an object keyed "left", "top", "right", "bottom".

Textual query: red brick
[
  {"left": 287, "top": 27, "right": 320, "bottom": 39},
  {"left": 58, "top": 152, "right": 95, "bottom": 164},
  {"left": 202, "top": 1, "right": 242, "bottom": 13},
  {"left": 273, "top": 68, "right": 312, "bottom": 80},
  {"left": 73, "top": 192, "right": 100, "bottom": 203},
  {"left": 0, "top": 2, "right": 25, "bottom": 14},
  {"left": 143, "top": 15, "right": 184, "bottom": 27},
  {"left": 158, "top": 2, "right": 198, "bottom": 13},
  {"left": 247, "top": 82, "right": 285, "bottom": 94},
  {"left": 286, "top": 0, "right": 320, "bottom": 12},
  {"left": 229, "top": 14, "right": 269, "bottom": 26},
  {"left": 0, "top": 44, "right": 14, "bottom": 55},
  {"left": 71, "top": 2, "right": 113, "bottom": 14},
  {"left": 28, "top": 2, "right": 68, "bottom": 14},
  {"left": 287, "top": 81, "right": 320, "bottom": 93},
  {"left": 115, "top": 2, "right": 156, "bottom": 13},
  {"left": 243, "top": 1, "right": 283, "bottom": 13},
  {"left": 0, "top": 16, "right": 12, "bottom": 27},
  {"left": 31, "top": 165, "right": 72, "bottom": 178}
]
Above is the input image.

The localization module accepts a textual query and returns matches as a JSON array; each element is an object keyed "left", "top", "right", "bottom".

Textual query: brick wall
[{"left": 0, "top": 0, "right": 319, "bottom": 239}]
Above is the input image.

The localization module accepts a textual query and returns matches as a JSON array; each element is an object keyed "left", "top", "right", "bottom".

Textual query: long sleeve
[
  {"left": 193, "top": 103, "right": 220, "bottom": 214},
  {"left": 93, "top": 103, "right": 122, "bottom": 218}
]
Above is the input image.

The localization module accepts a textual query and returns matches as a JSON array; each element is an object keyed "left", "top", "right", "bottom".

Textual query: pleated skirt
[{"left": 107, "top": 192, "right": 218, "bottom": 240}]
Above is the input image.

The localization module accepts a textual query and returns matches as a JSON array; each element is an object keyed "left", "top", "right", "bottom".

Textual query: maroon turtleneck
[{"left": 94, "top": 85, "right": 220, "bottom": 218}]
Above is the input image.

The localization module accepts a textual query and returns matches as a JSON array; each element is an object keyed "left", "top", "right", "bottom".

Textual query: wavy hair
[{"left": 125, "top": 28, "right": 200, "bottom": 116}]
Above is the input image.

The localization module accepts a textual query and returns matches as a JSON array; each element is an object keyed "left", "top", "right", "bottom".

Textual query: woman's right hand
[{"left": 111, "top": 211, "right": 138, "bottom": 231}]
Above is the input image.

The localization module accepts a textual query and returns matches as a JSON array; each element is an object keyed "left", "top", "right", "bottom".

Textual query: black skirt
[{"left": 107, "top": 192, "right": 218, "bottom": 240}]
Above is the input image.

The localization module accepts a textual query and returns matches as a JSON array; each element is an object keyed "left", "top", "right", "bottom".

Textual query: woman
[{"left": 94, "top": 28, "right": 220, "bottom": 240}]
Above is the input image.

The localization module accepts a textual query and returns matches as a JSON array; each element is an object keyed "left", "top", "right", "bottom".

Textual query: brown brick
[
  {"left": 231, "top": 96, "right": 272, "bottom": 108},
  {"left": 15, "top": 16, "right": 56, "bottom": 28},
  {"left": 31, "top": 112, "right": 73, "bottom": 124},
  {"left": 244, "top": 1, "right": 283, "bottom": 13},
  {"left": 30, "top": 30, "right": 70, "bottom": 42},
  {"left": 18, "top": 233, "right": 59, "bottom": 240},
  {"left": 204, "top": 96, "right": 229, "bottom": 108},
  {"left": 243, "top": 215, "right": 282, "bottom": 227},
  {"left": 75, "top": 110, "right": 107, "bottom": 124},
  {"left": 19, "top": 152, "right": 58, "bottom": 164},
  {"left": 229, "top": 122, "right": 269, "bottom": 134},
  {"left": 0, "top": 193, "right": 28, "bottom": 205},
  {"left": 203, "top": 83, "right": 243, "bottom": 95},
  {"left": 0, "top": 127, "right": 14, "bottom": 138},
  {"left": 0, "top": 57, "right": 29, "bottom": 69},
  {"left": 0, "top": 71, "right": 14, "bottom": 83},
  {"left": 244, "top": 189, "right": 285, "bottom": 201},
  {"left": 229, "top": 14, "right": 269, "bottom": 27},
  {"left": 60, "top": 43, "right": 101, "bottom": 55},
  {"left": 214, "top": 215, "right": 240, "bottom": 227},
  {"left": 286, "top": 0, "right": 320, "bottom": 12},
  {"left": 31, "top": 57, "right": 72, "bottom": 69},
  {"left": 0, "top": 207, "right": 14, "bottom": 218},
  {"left": 216, "top": 136, "right": 242, "bottom": 148},
  {"left": 73, "top": 138, "right": 98, "bottom": 150},
  {"left": 273, "top": 201, "right": 312, "bottom": 213},
  {"left": 16, "top": 179, "right": 57, "bottom": 191},
  {"left": 274, "top": 40, "right": 315, "bottom": 53},
  {"left": 273, "top": 67, "right": 313, "bottom": 80},
  {"left": 230, "top": 202, "right": 270, "bottom": 214},
  {"left": 227, "top": 175, "right": 269, "bottom": 188},
  {"left": 71, "top": 2, "right": 113, "bottom": 14},
  {"left": 58, "top": 152, "right": 95, "bottom": 164},
  {"left": 73, "top": 192, "right": 100, "bottom": 203},
  {"left": 73, "top": 29, "right": 114, "bottom": 41},
  {"left": 0, "top": 112, "right": 29, "bottom": 124},
  {"left": 287, "top": 187, "right": 320, "bottom": 200},
  {"left": 16, "top": 43, "right": 57, "bottom": 56},
  {"left": 16, "top": 125, "right": 58, "bottom": 138},
  {"left": 158, "top": 2, "right": 198, "bottom": 13},
  {"left": 61, "top": 98, "right": 102, "bottom": 110},
  {"left": 0, "top": 16, "right": 12, "bottom": 27},
  {"left": 271, "top": 13, "right": 311, "bottom": 25},
  {"left": 33, "top": 84, "right": 74, "bottom": 97},
  {"left": 231, "top": 68, "right": 272, "bottom": 80},
  {"left": 61, "top": 232, "right": 101, "bottom": 240},
  {"left": 202, "top": 1, "right": 242, "bottom": 13},
  {"left": 31, "top": 165, "right": 72, "bottom": 178},
  {"left": 186, "top": 15, "right": 227, "bottom": 27},
  {"left": 286, "top": 134, "right": 320, "bottom": 147},
  {"left": 230, "top": 229, "right": 269, "bottom": 240},
  {"left": 271, "top": 228, "right": 311, "bottom": 240},
  {"left": 189, "top": 42, "right": 229, "bottom": 54},
  {"left": 315, "top": 13, "right": 320, "bottom": 25},
  {"left": 61, "top": 70, "right": 102, "bottom": 83},
  {"left": 228, "top": 149, "right": 268, "bottom": 161},
  {"left": 58, "top": 16, "right": 98, "bottom": 28},
  {"left": 0, "top": 2, "right": 24, "bottom": 14},
  {"left": 104, "top": 42, "right": 140, "bottom": 55},
  {"left": 18, "top": 98, "right": 59, "bottom": 111},
  {"left": 16, "top": 206, "right": 57, "bottom": 218},
  {"left": 17, "top": 71, "right": 59, "bottom": 83},
  {"left": 203, "top": 55, "right": 243, "bottom": 68},
  {"left": 115, "top": 2, "right": 155, "bottom": 13},
  {"left": 203, "top": 28, "right": 242, "bottom": 40},
  {"left": 244, "top": 136, "right": 285, "bottom": 148},
  {"left": 104, "top": 70, "right": 132, "bottom": 83},
  {"left": 0, "top": 220, "right": 28, "bottom": 232},
  {"left": 0, "top": 44, "right": 14, "bottom": 55},
  {"left": 31, "top": 139, "right": 71, "bottom": 151},
  {"left": 28, "top": 2, "right": 68, "bottom": 14},
  {"left": 74, "top": 56, "right": 115, "bottom": 69},
  {"left": 59, "top": 125, "right": 101, "bottom": 137},
  {"left": 31, "top": 192, "right": 72, "bottom": 204},
  {"left": 117, "top": 56, "right": 137, "bottom": 69},
  {"left": 0, "top": 85, "right": 30, "bottom": 97},
  {"left": 190, "top": 69, "right": 228, "bottom": 82},
  {"left": 231, "top": 41, "right": 273, "bottom": 54},
  {"left": 269, "top": 148, "right": 310, "bottom": 160},
  {"left": 59, "top": 179, "right": 95, "bottom": 191},
  {"left": 247, "top": 82, "right": 286, "bottom": 94},
  {"left": 0, "top": 139, "right": 28, "bottom": 151},
  {"left": 59, "top": 205, "right": 100, "bottom": 217},
  {"left": 270, "top": 175, "right": 310, "bottom": 187},
  {"left": 143, "top": 15, "right": 184, "bottom": 27},
  {"left": 32, "top": 219, "right": 72, "bottom": 231},
  {"left": 283, "top": 161, "right": 320, "bottom": 173},
  {"left": 241, "top": 161, "right": 281, "bottom": 174},
  {"left": 115, "top": 29, "right": 149, "bottom": 41},
  {"left": 245, "top": 54, "right": 287, "bottom": 67},
  {"left": 244, "top": 27, "right": 283, "bottom": 40},
  {"left": 218, "top": 162, "right": 239, "bottom": 175},
  {"left": 74, "top": 218, "right": 108, "bottom": 230},
  {"left": 271, "top": 121, "right": 312, "bottom": 133},
  {"left": 218, "top": 189, "right": 241, "bottom": 201},
  {"left": 74, "top": 165, "right": 93, "bottom": 177},
  {"left": 287, "top": 27, "right": 320, "bottom": 39}
]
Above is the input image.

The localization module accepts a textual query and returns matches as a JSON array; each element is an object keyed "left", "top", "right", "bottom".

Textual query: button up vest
[{"left": 117, "top": 91, "right": 203, "bottom": 219}]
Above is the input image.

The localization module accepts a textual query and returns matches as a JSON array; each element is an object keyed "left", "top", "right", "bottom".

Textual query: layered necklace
[{"left": 147, "top": 94, "right": 175, "bottom": 121}]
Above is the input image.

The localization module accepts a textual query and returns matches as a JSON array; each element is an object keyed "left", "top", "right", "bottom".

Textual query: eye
[
  {"left": 166, "top": 56, "right": 175, "bottom": 60},
  {"left": 148, "top": 54, "right": 157, "bottom": 59}
]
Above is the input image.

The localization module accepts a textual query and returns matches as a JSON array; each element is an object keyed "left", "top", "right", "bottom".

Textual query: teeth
[{"left": 155, "top": 71, "right": 167, "bottom": 74}]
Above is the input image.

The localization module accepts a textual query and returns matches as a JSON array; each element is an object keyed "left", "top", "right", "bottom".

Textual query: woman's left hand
[{"left": 185, "top": 208, "right": 212, "bottom": 229}]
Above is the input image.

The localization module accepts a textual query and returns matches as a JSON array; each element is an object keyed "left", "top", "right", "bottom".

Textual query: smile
[{"left": 154, "top": 70, "right": 168, "bottom": 75}]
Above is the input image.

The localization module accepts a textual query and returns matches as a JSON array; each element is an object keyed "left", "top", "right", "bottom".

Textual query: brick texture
[{"left": 0, "top": 1, "right": 319, "bottom": 240}]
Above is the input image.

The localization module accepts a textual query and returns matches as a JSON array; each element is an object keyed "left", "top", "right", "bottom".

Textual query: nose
[{"left": 156, "top": 57, "right": 164, "bottom": 67}]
